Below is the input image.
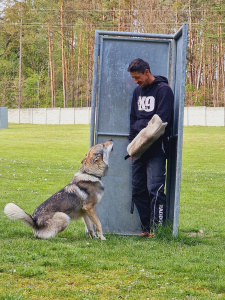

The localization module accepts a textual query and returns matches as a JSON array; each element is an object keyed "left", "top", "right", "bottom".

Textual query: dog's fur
[{"left": 4, "top": 140, "right": 114, "bottom": 240}]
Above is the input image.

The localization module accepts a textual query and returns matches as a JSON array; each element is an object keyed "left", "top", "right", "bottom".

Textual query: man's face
[{"left": 130, "top": 70, "right": 149, "bottom": 88}]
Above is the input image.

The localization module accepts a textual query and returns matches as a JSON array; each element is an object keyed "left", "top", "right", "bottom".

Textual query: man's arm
[
  {"left": 155, "top": 86, "right": 174, "bottom": 125},
  {"left": 128, "top": 94, "right": 137, "bottom": 141}
]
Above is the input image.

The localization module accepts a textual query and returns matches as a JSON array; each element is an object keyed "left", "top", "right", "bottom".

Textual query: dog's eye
[
  {"left": 91, "top": 153, "right": 102, "bottom": 164},
  {"left": 94, "top": 152, "right": 102, "bottom": 157}
]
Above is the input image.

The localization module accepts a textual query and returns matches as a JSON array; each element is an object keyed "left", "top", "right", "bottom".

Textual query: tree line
[{"left": 0, "top": 0, "right": 224, "bottom": 108}]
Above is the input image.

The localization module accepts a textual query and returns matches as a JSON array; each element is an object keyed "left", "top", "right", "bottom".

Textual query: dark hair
[{"left": 127, "top": 58, "right": 151, "bottom": 74}]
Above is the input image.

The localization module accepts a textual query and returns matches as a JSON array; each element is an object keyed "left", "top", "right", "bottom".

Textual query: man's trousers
[{"left": 132, "top": 149, "right": 166, "bottom": 232}]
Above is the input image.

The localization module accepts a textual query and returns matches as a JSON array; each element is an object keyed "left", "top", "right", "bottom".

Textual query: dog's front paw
[
  {"left": 89, "top": 231, "right": 97, "bottom": 239},
  {"left": 100, "top": 235, "right": 106, "bottom": 241}
]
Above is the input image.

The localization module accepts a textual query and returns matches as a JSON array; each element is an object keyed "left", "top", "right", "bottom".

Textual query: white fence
[
  {"left": 8, "top": 107, "right": 91, "bottom": 125},
  {"left": 184, "top": 106, "right": 225, "bottom": 126},
  {"left": 7, "top": 106, "right": 225, "bottom": 126}
]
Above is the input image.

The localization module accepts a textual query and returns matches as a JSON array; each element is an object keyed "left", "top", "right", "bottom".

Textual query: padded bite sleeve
[{"left": 126, "top": 114, "right": 167, "bottom": 159}]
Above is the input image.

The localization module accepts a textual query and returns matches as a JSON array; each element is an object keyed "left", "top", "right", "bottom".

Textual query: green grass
[{"left": 0, "top": 124, "right": 225, "bottom": 300}]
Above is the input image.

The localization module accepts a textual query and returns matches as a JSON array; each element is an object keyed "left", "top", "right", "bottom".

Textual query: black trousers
[{"left": 132, "top": 147, "right": 166, "bottom": 232}]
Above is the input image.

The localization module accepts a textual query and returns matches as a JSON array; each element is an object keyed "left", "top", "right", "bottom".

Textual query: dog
[{"left": 4, "top": 140, "right": 114, "bottom": 240}]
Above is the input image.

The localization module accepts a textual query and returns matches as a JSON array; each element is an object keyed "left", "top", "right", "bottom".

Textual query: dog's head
[{"left": 80, "top": 140, "right": 114, "bottom": 178}]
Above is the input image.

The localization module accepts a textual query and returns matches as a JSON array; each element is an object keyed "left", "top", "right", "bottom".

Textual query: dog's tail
[{"left": 4, "top": 203, "right": 35, "bottom": 229}]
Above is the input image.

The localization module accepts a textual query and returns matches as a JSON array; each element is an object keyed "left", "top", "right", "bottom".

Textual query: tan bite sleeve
[{"left": 127, "top": 114, "right": 167, "bottom": 159}]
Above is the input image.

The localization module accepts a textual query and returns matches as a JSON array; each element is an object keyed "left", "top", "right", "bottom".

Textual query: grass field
[{"left": 0, "top": 124, "right": 225, "bottom": 300}]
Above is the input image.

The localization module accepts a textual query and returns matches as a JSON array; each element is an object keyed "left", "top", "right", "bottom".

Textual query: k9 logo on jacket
[{"left": 137, "top": 96, "right": 155, "bottom": 112}]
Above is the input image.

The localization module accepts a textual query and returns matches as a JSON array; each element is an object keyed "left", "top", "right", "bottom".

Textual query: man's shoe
[{"left": 140, "top": 232, "right": 150, "bottom": 237}]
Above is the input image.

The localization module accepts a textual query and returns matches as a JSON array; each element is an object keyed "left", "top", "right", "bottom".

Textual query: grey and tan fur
[{"left": 4, "top": 140, "right": 114, "bottom": 240}]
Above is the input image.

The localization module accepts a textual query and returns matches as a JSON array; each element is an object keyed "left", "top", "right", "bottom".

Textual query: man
[{"left": 127, "top": 58, "right": 174, "bottom": 237}]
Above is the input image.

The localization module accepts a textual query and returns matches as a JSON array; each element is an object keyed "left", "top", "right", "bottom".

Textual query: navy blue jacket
[{"left": 129, "top": 76, "right": 174, "bottom": 155}]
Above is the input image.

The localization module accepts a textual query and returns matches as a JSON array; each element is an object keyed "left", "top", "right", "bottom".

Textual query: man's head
[{"left": 127, "top": 58, "right": 154, "bottom": 88}]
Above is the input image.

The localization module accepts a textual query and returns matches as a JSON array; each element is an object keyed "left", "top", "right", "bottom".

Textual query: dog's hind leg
[
  {"left": 83, "top": 214, "right": 97, "bottom": 239},
  {"left": 83, "top": 206, "right": 106, "bottom": 240},
  {"left": 34, "top": 212, "right": 70, "bottom": 239}
]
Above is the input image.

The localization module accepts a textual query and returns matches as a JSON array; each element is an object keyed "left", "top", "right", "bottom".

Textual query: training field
[{"left": 0, "top": 124, "right": 224, "bottom": 299}]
